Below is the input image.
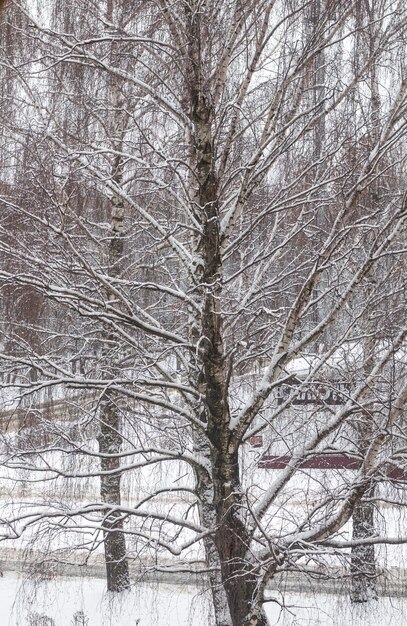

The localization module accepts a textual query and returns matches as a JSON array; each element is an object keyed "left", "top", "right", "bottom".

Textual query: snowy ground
[
  {"left": 1, "top": 572, "right": 212, "bottom": 626},
  {"left": 2, "top": 571, "right": 407, "bottom": 626},
  {"left": 266, "top": 593, "right": 407, "bottom": 625}
]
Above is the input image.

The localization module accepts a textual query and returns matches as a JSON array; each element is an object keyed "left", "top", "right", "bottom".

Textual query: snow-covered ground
[
  {"left": 265, "top": 593, "right": 407, "bottom": 625},
  {"left": 2, "top": 571, "right": 407, "bottom": 625},
  {"left": 1, "top": 572, "right": 212, "bottom": 626}
]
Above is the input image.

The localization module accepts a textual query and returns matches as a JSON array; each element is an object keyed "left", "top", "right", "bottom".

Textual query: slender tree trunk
[
  {"left": 195, "top": 453, "right": 233, "bottom": 626},
  {"left": 350, "top": 375, "right": 377, "bottom": 602},
  {"left": 350, "top": 484, "right": 377, "bottom": 602},
  {"left": 351, "top": 325, "right": 377, "bottom": 602},
  {"left": 350, "top": 3, "right": 380, "bottom": 602},
  {"left": 98, "top": 151, "right": 130, "bottom": 592},
  {"left": 99, "top": 396, "right": 130, "bottom": 592}
]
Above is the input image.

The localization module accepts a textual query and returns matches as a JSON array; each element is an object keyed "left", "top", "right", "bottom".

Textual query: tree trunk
[
  {"left": 350, "top": 488, "right": 377, "bottom": 603},
  {"left": 98, "top": 396, "right": 130, "bottom": 592},
  {"left": 351, "top": 327, "right": 377, "bottom": 602},
  {"left": 185, "top": 7, "right": 271, "bottom": 621},
  {"left": 212, "top": 451, "right": 270, "bottom": 626},
  {"left": 196, "top": 445, "right": 271, "bottom": 625},
  {"left": 195, "top": 459, "right": 234, "bottom": 626},
  {"left": 350, "top": 2, "right": 381, "bottom": 603},
  {"left": 98, "top": 146, "right": 130, "bottom": 592}
]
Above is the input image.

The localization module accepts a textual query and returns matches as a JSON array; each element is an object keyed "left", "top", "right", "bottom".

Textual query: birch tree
[
  {"left": 348, "top": 0, "right": 383, "bottom": 603},
  {"left": 1, "top": 1, "right": 407, "bottom": 625}
]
